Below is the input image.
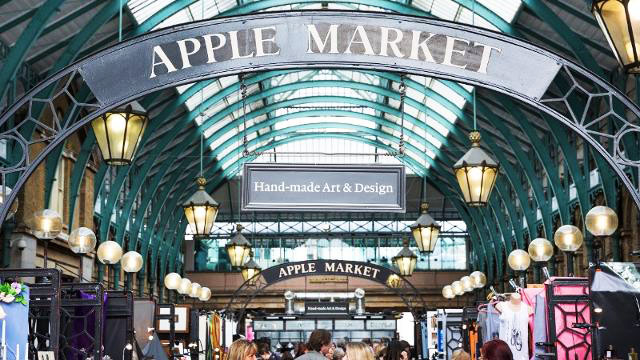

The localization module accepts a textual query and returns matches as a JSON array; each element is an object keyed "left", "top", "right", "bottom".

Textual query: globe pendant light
[
  {"left": 178, "top": 278, "right": 192, "bottom": 295},
  {"left": 585, "top": 206, "right": 619, "bottom": 236},
  {"left": 0, "top": 186, "right": 18, "bottom": 218},
  {"left": 451, "top": 280, "right": 464, "bottom": 296},
  {"left": 121, "top": 251, "right": 144, "bottom": 273},
  {"left": 442, "top": 285, "right": 455, "bottom": 299},
  {"left": 190, "top": 283, "right": 202, "bottom": 298},
  {"left": 410, "top": 203, "right": 440, "bottom": 253},
  {"left": 392, "top": 238, "right": 417, "bottom": 276},
  {"left": 554, "top": 225, "right": 584, "bottom": 252},
  {"left": 182, "top": 177, "right": 219, "bottom": 237},
  {"left": 241, "top": 251, "right": 261, "bottom": 284},
  {"left": 91, "top": 102, "right": 148, "bottom": 166},
  {"left": 508, "top": 249, "right": 531, "bottom": 271},
  {"left": 226, "top": 224, "right": 251, "bottom": 267},
  {"left": 470, "top": 271, "right": 487, "bottom": 289},
  {"left": 460, "top": 276, "right": 474, "bottom": 292},
  {"left": 453, "top": 131, "right": 499, "bottom": 207},
  {"left": 164, "top": 273, "right": 182, "bottom": 290},
  {"left": 27, "top": 209, "right": 62, "bottom": 239},
  {"left": 97, "top": 241, "right": 123, "bottom": 265},
  {"left": 198, "top": 287, "right": 212, "bottom": 301},
  {"left": 592, "top": 0, "right": 640, "bottom": 73},
  {"left": 68, "top": 227, "right": 97, "bottom": 254},
  {"left": 528, "top": 238, "right": 554, "bottom": 262}
]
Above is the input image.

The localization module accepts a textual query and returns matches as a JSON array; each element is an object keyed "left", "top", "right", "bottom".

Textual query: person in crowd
[
  {"left": 282, "top": 351, "right": 295, "bottom": 360},
  {"left": 361, "top": 339, "right": 373, "bottom": 352},
  {"left": 228, "top": 339, "right": 258, "bottom": 360},
  {"left": 398, "top": 341, "right": 411, "bottom": 360},
  {"left": 480, "top": 340, "right": 513, "bottom": 360},
  {"left": 451, "top": 349, "right": 471, "bottom": 360},
  {"left": 296, "top": 329, "right": 332, "bottom": 360},
  {"left": 333, "top": 347, "right": 346, "bottom": 360},
  {"left": 295, "top": 343, "right": 308, "bottom": 358},
  {"left": 259, "top": 342, "right": 274, "bottom": 360},
  {"left": 336, "top": 340, "right": 347, "bottom": 352},
  {"left": 373, "top": 342, "right": 387, "bottom": 360},
  {"left": 325, "top": 343, "right": 336, "bottom": 360},
  {"left": 384, "top": 340, "right": 404, "bottom": 360},
  {"left": 345, "top": 342, "right": 374, "bottom": 360}
]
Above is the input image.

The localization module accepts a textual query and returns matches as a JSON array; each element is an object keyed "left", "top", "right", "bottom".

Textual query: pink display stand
[{"left": 545, "top": 277, "right": 592, "bottom": 360}]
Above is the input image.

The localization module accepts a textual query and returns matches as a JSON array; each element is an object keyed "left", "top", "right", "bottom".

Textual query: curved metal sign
[
  {"left": 79, "top": 11, "right": 561, "bottom": 106},
  {"left": 260, "top": 259, "right": 394, "bottom": 285}
]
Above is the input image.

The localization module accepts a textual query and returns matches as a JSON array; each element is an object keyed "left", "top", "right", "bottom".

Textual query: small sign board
[
  {"left": 242, "top": 164, "right": 405, "bottom": 212},
  {"left": 305, "top": 301, "right": 349, "bottom": 315}
]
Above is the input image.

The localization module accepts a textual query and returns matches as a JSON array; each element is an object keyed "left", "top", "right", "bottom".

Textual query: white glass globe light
[
  {"left": 97, "top": 241, "right": 123, "bottom": 265},
  {"left": 178, "top": 278, "right": 192, "bottom": 295},
  {"left": 470, "top": 271, "right": 487, "bottom": 288},
  {"left": 190, "top": 283, "right": 201, "bottom": 298},
  {"left": 121, "top": 251, "right": 144, "bottom": 273},
  {"left": 198, "top": 287, "right": 212, "bottom": 301},
  {"left": 68, "top": 227, "right": 97, "bottom": 254},
  {"left": 164, "top": 273, "right": 182, "bottom": 290}
]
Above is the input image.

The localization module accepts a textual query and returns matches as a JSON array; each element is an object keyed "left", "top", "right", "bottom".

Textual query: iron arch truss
[{"left": 1, "top": 11, "right": 640, "bottom": 278}]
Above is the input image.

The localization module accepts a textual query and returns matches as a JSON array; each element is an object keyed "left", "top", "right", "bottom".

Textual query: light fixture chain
[
  {"left": 399, "top": 75, "right": 406, "bottom": 156},
  {"left": 118, "top": 0, "right": 122, "bottom": 43},
  {"left": 200, "top": 132, "right": 203, "bottom": 177},
  {"left": 472, "top": 0, "right": 477, "bottom": 132},
  {"left": 241, "top": 76, "right": 248, "bottom": 157}
]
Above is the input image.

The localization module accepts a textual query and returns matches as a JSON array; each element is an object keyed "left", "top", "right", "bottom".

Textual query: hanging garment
[
  {"left": 478, "top": 303, "right": 500, "bottom": 344},
  {"left": 532, "top": 294, "right": 548, "bottom": 359},
  {"left": 468, "top": 323, "right": 479, "bottom": 360},
  {"left": 498, "top": 303, "right": 530, "bottom": 360}
]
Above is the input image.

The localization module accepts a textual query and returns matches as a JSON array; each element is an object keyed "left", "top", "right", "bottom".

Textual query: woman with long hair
[
  {"left": 480, "top": 340, "right": 513, "bottom": 360},
  {"left": 229, "top": 340, "right": 258, "bottom": 360},
  {"left": 345, "top": 343, "right": 374, "bottom": 360}
]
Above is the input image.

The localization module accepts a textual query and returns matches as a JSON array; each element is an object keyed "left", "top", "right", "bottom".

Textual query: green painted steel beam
[
  {"left": 0, "top": 8, "right": 37, "bottom": 34},
  {"left": 0, "top": 0, "right": 65, "bottom": 99}
]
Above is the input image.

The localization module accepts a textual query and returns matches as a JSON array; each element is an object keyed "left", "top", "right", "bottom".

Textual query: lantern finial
[
  {"left": 420, "top": 202, "right": 429, "bottom": 212},
  {"left": 196, "top": 176, "right": 207, "bottom": 188},
  {"left": 469, "top": 131, "right": 481, "bottom": 145}
]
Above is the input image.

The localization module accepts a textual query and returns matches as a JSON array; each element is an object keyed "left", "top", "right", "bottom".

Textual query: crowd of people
[{"left": 227, "top": 330, "right": 515, "bottom": 360}]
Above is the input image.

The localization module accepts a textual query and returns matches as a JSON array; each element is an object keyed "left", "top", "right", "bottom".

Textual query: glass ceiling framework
[{"left": 126, "top": 0, "right": 522, "bottom": 174}]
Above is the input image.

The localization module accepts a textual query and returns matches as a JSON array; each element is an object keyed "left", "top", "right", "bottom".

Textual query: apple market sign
[
  {"left": 260, "top": 260, "right": 393, "bottom": 285},
  {"left": 241, "top": 164, "right": 405, "bottom": 212},
  {"left": 79, "top": 12, "right": 561, "bottom": 106}
]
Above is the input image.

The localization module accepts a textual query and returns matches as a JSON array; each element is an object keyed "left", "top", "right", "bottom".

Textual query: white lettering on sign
[
  {"left": 150, "top": 23, "right": 502, "bottom": 79},
  {"left": 306, "top": 24, "right": 502, "bottom": 74},
  {"left": 276, "top": 261, "right": 381, "bottom": 279},
  {"left": 253, "top": 181, "right": 393, "bottom": 195}
]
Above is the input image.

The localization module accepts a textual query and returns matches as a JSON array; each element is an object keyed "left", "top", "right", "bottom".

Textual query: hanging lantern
[
  {"left": 528, "top": 238, "right": 554, "bottom": 262},
  {"left": 226, "top": 224, "right": 251, "bottom": 267},
  {"left": 182, "top": 177, "right": 219, "bottom": 237},
  {"left": 241, "top": 251, "right": 261, "bottom": 284},
  {"left": 198, "top": 287, "right": 212, "bottom": 301},
  {"left": 554, "top": 225, "right": 584, "bottom": 252},
  {"left": 392, "top": 238, "right": 418, "bottom": 276},
  {"left": 164, "top": 273, "right": 182, "bottom": 290},
  {"left": 453, "top": 131, "right": 499, "bottom": 207},
  {"left": 592, "top": 0, "right": 640, "bottom": 73},
  {"left": 68, "top": 227, "right": 97, "bottom": 254},
  {"left": 121, "top": 251, "right": 144, "bottom": 273},
  {"left": 442, "top": 285, "right": 455, "bottom": 299},
  {"left": 460, "top": 276, "right": 474, "bottom": 292},
  {"left": 410, "top": 203, "right": 441, "bottom": 253},
  {"left": 190, "top": 283, "right": 202, "bottom": 298},
  {"left": 97, "top": 241, "right": 123, "bottom": 265},
  {"left": 470, "top": 271, "right": 487, "bottom": 288},
  {"left": 451, "top": 281, "right": 464, "bottom": 296},
  {"left": 27, "top": 209, "right": 62, "bottom": 239},
  {"left": 585, "top": 206, "right": 619, "bottom": 236},
  {"left": 0, "top": 186, "right": 18, "bottom": 218},
  {"left": 508, "top": 249, "right": 531, "bottom": 271},
  {"left": 178, "top": 278, "right": 192, "bottom": 295},
  {"left": 91, "top": 102, "right": 148, "bottom": 166}
]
